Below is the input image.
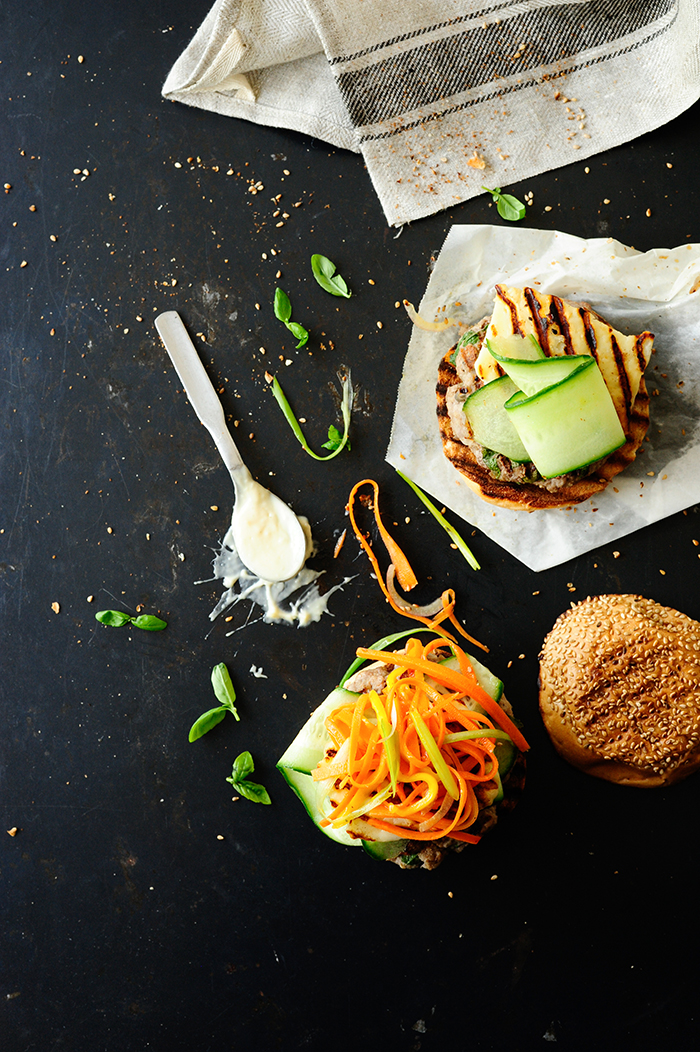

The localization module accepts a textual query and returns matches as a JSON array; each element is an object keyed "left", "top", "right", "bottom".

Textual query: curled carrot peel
[
  {"left": 346, "top": 479, "right": 487, "bottom": 652},
  {"left": 313, "top": 635, "right": 526, "bottom": 843},
  {"left": 348, "top": 479, "right": 417, "bottom": 591}
]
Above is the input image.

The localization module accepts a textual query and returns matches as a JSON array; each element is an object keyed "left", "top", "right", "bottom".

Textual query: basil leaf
[
  {"left": 496, "top": 193, "right": 526, "bottom": 222},
  {"left": 482, "top": 185, "right": 526, "bottom": 222},
  {"left": 321, "top": 424, "right": 343, "bottom": 451},
  {"left": 131, "top": 614, "right": 168, "bottom": 631},
  {"left": 233, "top": 779, "right": 271, "bottom": 805},
  {"left": 230, "top": 750, "right": 255, "bottom": 781},
  {"left": 188, "top": 706, "right": 227, "bottom": 742},
  {"left": 287, "top": 321, "right": 309, "bottom": 349},
  {"left": 273, "top": 287, "right": 292, "bottom": 323},
  {"left": 95, "top": 609, "right": 131, "bottom": 627},
  {"left": 310, "top": 254, "right": 351, "bottom": 298},
  {"left": 211, "top": 663, "right": 240, "bottom": 720}
]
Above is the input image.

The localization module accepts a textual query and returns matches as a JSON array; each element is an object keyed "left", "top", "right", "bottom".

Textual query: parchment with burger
[{"left": 387, "top": 225, "right": 700, "bottom": 570}]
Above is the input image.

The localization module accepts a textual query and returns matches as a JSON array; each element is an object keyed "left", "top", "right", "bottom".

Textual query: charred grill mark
[
  {"left": 550, "top": 297, "right": 575, "bottom": 354},
  {"left": 496, "top": 285, "right": 523, "bottom": 335},
  {"left": 524, "top": 288, "right": 550, "bottom": 354},
  {"left": 611, "top": 334, "right": 632, "bottom": 410},
  {"left": 579, "top": 308, "right": 600, "bottom": 364},
  {"left": 635, "top": 333, "right": 653, "bottom": 372}
]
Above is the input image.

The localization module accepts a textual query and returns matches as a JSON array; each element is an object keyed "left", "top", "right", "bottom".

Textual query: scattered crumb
[
  {"left": 333, "top": 529, "right": 347, "bottom": 558},
  {"left": 51, "top": 602, "right": 60, "bottom": 614},
  {"left": 7, "top": 827, "right": 18, "bottom": 837}
]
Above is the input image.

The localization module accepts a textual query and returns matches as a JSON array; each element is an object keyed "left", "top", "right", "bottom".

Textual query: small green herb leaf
[
  {"left": 226, "top": 751, "right": 271, "bottom": 804},
  {"left": 482, "top": 186, "right": 526, "bottom": 222},
  {"left": 321, "top": 424, "right": 350, "bottom": 452},
  {"left": 189, "top": 664, "right": 241, "bottom": 742},
  {"left": 274, "top": 288, "right": 309, "bottom": 347},
  {"left": 188, "top": 706, "right": 227, "bottom": 742},
  {"left": 449, "top": 329, "right": 481, "bottom": 364},
  {"left": 287, "top": 321, "right": 309, "bottom": 349},
  {"left": 230, "top": 750, "right": 255, "bottom": 781},
  {"left": 273, "top": 287, "right": 292, "bottom": 323},
  {"left": 130, "top": 614, "right": 168, "bottom": 631},
  {"left": 235, "top": 779, "right": 272, "bottom": 805},
  {"left": 95, "top": 609, "right": 132, "bottom": 627},
  {"left": 95, "top": 609, "right": 167, "bottom": 630},
  {"left": 211, "top": 662, "right": 240, "bottom": 720},
  {"left": 269, "top": 370, "right": 353, "bottom": 461},
  {"left": 311, "top": 254, "right": 351, "bottom": 298}
]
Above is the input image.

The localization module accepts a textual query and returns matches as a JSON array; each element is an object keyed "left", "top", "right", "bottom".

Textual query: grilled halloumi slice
[{"left": 475, "top": 286, "right": 654, "bottom": 431}]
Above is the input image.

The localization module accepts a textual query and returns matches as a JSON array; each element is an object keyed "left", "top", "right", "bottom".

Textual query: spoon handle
[{"left": 155, "top": 311, "right": 244, "bottom": 475}]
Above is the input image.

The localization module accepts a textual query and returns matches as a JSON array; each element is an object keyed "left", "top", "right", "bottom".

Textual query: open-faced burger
[
  {"left": 278, "top": 630, "right": 528, "bottom": 869},
  {"left": 436, "top": 285, "right": 654, "bottom": 509}
]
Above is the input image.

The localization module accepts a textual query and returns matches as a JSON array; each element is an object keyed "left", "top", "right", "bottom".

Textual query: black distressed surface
[{"left": 2, "top": 4, "right": 700, "bottom": 1051}]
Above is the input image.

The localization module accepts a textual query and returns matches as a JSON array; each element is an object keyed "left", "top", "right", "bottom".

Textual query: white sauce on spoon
[{"left": 229, "top": 466, "right": 307, "bottom": 583}]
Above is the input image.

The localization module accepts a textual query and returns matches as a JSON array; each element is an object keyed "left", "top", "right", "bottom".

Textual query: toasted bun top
[{"left": 539, "top": 595, "right": 700, "bottom": 786}]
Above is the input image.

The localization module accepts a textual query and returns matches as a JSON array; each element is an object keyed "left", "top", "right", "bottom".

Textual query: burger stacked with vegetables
[
  {"left": 278, "top": 630, "right": 528, "bottom": 870},
  {"left": 436, "top": 285, "right": 654, "bottom": 509}
]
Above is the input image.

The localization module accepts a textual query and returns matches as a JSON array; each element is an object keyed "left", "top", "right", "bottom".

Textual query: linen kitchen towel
[{"left": 163, "top": 0, "right": 700, "bottom": 225}]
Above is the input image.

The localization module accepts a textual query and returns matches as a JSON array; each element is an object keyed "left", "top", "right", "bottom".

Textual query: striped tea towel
[{"left": 163, "top": 0, "right": 700, "bottom": 226}]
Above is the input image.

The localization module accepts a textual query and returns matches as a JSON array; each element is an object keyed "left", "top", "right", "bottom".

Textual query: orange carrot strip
[
  {"left": 366, "top": 818, "right": 477, "bottom": 842},
  {"left": 355, "top": 647, "right": 529, "bottom": 752},
  {"left": 446, "top": 830, "right": 481, "bottom": 844},
  {"left": 346, "top": 482, "right": 488, "bottom": 649},
  {"left": 347, "top": 479, "right": 417, "bottom": 592}
]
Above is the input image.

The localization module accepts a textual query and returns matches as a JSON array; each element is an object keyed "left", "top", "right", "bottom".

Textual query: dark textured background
[{"left": 2, "top": 4, "right": 700, "bottom": 1050}]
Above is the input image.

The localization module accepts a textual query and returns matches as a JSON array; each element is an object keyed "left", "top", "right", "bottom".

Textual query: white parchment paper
[{"left": 386, "top": 226, "right": 700, "bottom": 572}]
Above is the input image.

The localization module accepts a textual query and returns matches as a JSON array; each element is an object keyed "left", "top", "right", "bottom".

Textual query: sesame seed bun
[{"left": 538, "top": 595, "right": 700, "bottom": 787}]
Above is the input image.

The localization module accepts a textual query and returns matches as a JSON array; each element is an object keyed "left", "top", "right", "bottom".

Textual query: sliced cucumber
[
  {"left": 278, "top": 767, "right": 358, "bottom": 847},
  {"left": 440, "top": 653, "right": 504, "bottom": 706},
  {"left": 505, "top": 358, "right": 625, "bottom": 478},
  {"left": 277, "top": 687, "right": 355, "bottom": 775},
  {"left": 493, "top": 354, "right": 589, "bottom": 398},
  {"left": 362, "top": 838, "right": 410, "bottom": 861},
  {"left": 486, "top": 333, "right": 544, "bottom": 361},
  {"left": 464, "top": 375, "right": 530, "bottom": 462}
]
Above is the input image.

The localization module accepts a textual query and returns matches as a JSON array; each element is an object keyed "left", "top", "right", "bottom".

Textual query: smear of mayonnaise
[{"left": 204, "top": 516, "right": 352, "bottom": 630}]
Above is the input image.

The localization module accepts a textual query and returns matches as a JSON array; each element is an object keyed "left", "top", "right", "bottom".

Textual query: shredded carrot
[
  {"left": 355, "top": 646, "right": 530, "bottom": 753},
  {"left": 313, "top": 635, "right": 526, "bottom": 844},
  {"left": 346, "top": 479, "right": 487, "bottom": 652}
]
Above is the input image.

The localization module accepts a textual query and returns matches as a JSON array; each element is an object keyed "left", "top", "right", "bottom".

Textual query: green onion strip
[
  {"left": 396, "top": 469, "right": 480, "bottom": 570},
  {"left": 270, "top": 371, "right": 352, "bottom": 461}
]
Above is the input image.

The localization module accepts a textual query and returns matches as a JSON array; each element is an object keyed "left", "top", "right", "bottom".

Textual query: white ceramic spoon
[{"left": 155, "top": 311, "right": 307, "bottom": 583}]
